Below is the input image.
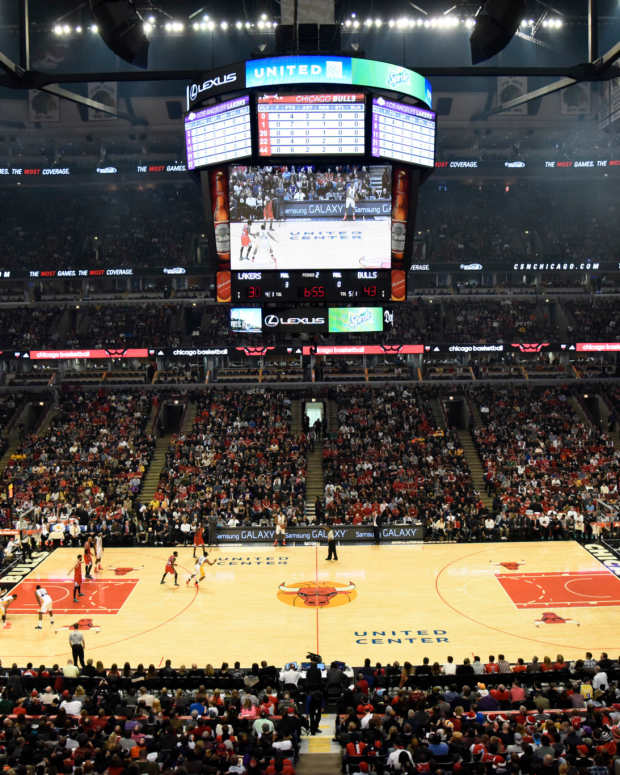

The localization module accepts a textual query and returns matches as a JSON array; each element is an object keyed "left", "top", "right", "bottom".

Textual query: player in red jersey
[
  {"left": 193, "top": 524, "right": 205, "bottom": 558},
  {"left": 71, "top": 554, "right": 85, "bottom": 603},
  {"left": 160, "top": 551, "right": 179, "bottom": 586},
  {"left": 263, "top": 198, "right": 275, "bottom": 231},
  {"left": 84, "top": 539, "right": 93, "bottom": 579},
  {"left": 240, "top": 223, "right": 252, "bottom": 261}
]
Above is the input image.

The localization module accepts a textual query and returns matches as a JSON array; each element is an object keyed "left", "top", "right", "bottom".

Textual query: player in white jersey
[
  {"left": 251, "top": 223, "right": 276, "bottom": 266},
  {"left": 186, "top": 550, "right": 215, "bottom": 588},
  {"left": 34, "top": 584, "right": 54, "bottom": 629},
  {"left": 274, "top": 511, "right": 287, "bottom": 547},
  {"left": 94, "top": 534, "right": 103, "bottom": 573},
  {"left": 0, "top": 591, "right": 17, "bottom": 628},
  {"left": 343, "top": 182, "right": 357, "bottom": 221}
]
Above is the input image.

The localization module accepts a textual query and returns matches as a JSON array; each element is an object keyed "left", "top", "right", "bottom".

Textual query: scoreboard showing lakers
[{"left": 182, "top": 55, "right": 436, "bottom": 317}]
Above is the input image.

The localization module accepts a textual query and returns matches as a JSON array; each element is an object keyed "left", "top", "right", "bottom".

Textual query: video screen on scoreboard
[
  {"left": 230, "top": 307, "right": 262, "bottom": 333},
  {"left": 328, "top": 307, "right": 384, "bottom": 333},
  {"left": 257, "top": 93, "right": 365, "bottom": 156},
  {"left": 185, "top": 96, "right": 252, "bottom": 170},
  {"left": 229, "top": 164, "right": 392, "bottom": 270},
  {"left": 371, "top": 97, "right": 436, "bottom": 168}
]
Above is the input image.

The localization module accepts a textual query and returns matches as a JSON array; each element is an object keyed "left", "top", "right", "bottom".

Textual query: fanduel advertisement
[
  {"left": 229, "top": 164, "right": 391, "bottom": 270},
  {"left": 263, "top": 308, "right": 327, "bottom": 333}
]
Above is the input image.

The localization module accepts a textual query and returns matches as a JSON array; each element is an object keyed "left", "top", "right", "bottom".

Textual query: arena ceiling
[{"left": 0, "top": 0, "right": 618, "bottom": 116}]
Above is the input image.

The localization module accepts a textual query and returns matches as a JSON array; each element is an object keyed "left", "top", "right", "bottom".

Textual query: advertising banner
[
  {"left": 215, "top": 524, "right": 424, "bottom": 544},
  {"left": 245, "top": 55, "right": 432, "bottom": 107},
  {"left": 278, "top": 199, "right": 391, "bottom": 219},
  {"left": 328, "top": 307, "right": 384, "bottom": 333},
  {"left": 263, "top": 308, "right": 327, "bottom": 333},
  {"left": 185, "top": 63, "right": 246, "bottom": 111}
]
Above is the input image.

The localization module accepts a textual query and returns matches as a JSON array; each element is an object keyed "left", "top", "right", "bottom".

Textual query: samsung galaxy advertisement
[{"left": 228, "top": 164, "right": 392, "bottom": 270}]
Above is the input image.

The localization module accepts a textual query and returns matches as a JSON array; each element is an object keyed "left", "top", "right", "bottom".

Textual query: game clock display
[{"left": 232, "top": 270, "right": 394, "bottom": 302}]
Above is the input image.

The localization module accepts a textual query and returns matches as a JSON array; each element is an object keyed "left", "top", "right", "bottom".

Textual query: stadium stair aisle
[
  {"left": 138, "top": 400, "right": 197, "bottom": 504},
  {"left": 457, "top": 429, "right": 492, "bottom": 509},
  {"left": 305, "top": 442, "right": 324, "bottom": 521},
  {"left": 35, "top": 405, "right": 59, "bottom": 436},
  {"left": 295, "top": 753, "right": 341, "bottom": 775},
  {"left": 291, "top": 400, "right": 302, "bottom": 434},
  {"left": 467, "top": 397, "right": 483, "bottom": 428},
  {"left": 138, "top": 433, "right": 171, "bottom": 505},
  {"left": 430, "top": 397, "right": 446, "bottom": 429},
  {"left": 180, "top": 400, "right": 198, "bottom": 434},
  {"left": 569, "top": 395, "right": 594, "bottom": 427},
  {"left": 298, "top": 714, "right": 341, "bottom": 763},
  {"left": 327, "top": 400, "right": 338, "bottom": 436}
]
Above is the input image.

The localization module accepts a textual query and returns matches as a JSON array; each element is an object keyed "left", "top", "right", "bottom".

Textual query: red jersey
[
  {"left": 165, "top": 555, "right": 176, "bottom": 574},
  {"left": 84, "top": 543, "right": 92, "bottom": 564},
  {"left": 73, "top": 560, "right": 82, "bottom": 584},
  {"left": 193, "top": 526, "right": 204, "bottom": 546}
]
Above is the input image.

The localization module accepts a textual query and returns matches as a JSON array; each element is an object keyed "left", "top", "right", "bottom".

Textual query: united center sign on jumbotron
[{"left": 185, "top": 55, "right": 432, "bottom": 111}]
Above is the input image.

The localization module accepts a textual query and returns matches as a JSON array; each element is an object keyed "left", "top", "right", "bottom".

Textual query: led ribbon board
[
  {"left": 246, "top": 56, "right": 432, "bottom": 108},
  {"left": 185, "top": 57, "right": 432, "bottom": 111}
]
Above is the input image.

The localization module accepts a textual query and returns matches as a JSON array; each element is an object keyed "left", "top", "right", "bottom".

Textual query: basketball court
[{"left": 1, "top": 541, "right": 617, "bottom": 668}]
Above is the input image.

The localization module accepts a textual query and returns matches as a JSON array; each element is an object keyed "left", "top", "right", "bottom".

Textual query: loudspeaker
[
  {"left": 298, "top": 23, "right": 318, "bottom": 51},
  {"left": 89, "top": 0, "right": 149, "bottom": 68},
  {"left": 275, "top": 23, "right": 341, "bottom": 53},
  {"left": 469, "top": 0, "right": 526, "bottom": 64},
  {"left": 318, "top": 24, "right": 341, "bottom": 51},
  {"left": 275, "top": 24, "right": 296, "bottom": 53}
]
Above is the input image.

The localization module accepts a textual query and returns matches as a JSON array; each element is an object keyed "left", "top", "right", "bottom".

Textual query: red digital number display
[
  {"left": 246, "top": 285, "right": 262, "bottom": 299},
  {"left": 363, "top": 285, "right": 377, "bottom": 297},
  {"left": 303, "top": 286, "right": 326, "bottom": 298}
]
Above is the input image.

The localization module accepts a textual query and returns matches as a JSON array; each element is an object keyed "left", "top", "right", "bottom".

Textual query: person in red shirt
[
  {"left": 193, "top": 524, "right": 204, "bottom": 558},
  {"left": 160, "top": 551, "right": 179, "bottom": 586},
  {"left": 83, "top": 539, "right": 93, "bottom": 579},
  {"left": 485, "top": 655, "right": 500, "bottom": 674},
  {"left": 71, "top": 554, "right": 84, "bottom": 603}
]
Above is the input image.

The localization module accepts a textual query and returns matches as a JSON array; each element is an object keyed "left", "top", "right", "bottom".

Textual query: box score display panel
[{"left": 257, "top": 94, "right": 365, "bottom": 156}]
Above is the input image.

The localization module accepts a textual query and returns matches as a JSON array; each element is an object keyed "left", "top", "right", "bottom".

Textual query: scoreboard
[
  {"left": 185, "top": 96, "right": 251, "bottom": 169},
  {"left": 371, "top": 97, "right": 436, "bottom": 168},
  {"left": 184, "top": 56, "right": 437, "bottom": 308},
  {"left": 257, "top": 93, "right": 365, "bottom": 156},
  {"left": 231, "top": 270, "right": 394, "bottom": 302}
]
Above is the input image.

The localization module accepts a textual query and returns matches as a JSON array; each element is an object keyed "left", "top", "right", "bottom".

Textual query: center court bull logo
[{"left": 277, "top": 580, "right": 357, "bottom": 608}]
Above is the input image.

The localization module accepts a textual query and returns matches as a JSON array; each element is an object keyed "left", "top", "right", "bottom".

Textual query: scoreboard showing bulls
[
  {"left": 183, "top": 55, "right": 436, "bottom": 306},
  {"left": 257, "top": 93, "right": 365, "bottom": 156}
]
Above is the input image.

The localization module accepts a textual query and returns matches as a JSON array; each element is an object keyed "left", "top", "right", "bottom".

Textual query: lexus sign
[
  {"left": 262, "top": 308, "right": 327, "bottom": 333},
  {"left": 185, "top": 64, "right": 245, "bottom": 110}
]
